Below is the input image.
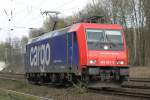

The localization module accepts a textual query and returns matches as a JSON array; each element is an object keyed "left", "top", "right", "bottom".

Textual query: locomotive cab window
[
  {"left": 86, "top": 29, "right": 104, "bottom": 43},
  {"left": 86, "top": 29, "right": 124, "bottom": 51},
  {"left": 105, "top": 30, "right": 123, "bottom": 44}
]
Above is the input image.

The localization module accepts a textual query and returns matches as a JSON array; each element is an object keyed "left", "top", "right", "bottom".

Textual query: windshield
[
  {"left": 86, "top": 29, "right": 124, "bottom": 50},
  {"left": 87, "top": 29, "right": 104, "bottom": 43}
]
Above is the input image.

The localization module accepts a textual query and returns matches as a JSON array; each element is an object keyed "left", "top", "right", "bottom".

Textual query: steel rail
[
  {"left": 129, "top": 78, "right": 150, "bottom": 82},
  {"left": 0, "top": 73, "right": 25, "bottom": 81},
  {"left": 88, "top": 86, "right": 150, "bottom": 98}
]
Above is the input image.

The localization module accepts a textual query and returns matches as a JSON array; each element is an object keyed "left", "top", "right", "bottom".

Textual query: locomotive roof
[
  {"left": 69, "top": 23, "right": 123, "bottom": 32},
  {"left": 28, "top": 23, "right": 123, "bottom": 44},
  {"left": 28, "top": 26, "right": 70, "bottom": 43}
]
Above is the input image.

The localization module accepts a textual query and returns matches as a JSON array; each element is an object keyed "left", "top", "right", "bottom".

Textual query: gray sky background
[{"left": 0, "top": 0, "right": 91, "bottom": 42}]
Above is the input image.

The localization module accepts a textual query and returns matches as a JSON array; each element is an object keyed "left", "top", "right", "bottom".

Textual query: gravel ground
[{"left": 129, "top": 66, "right": 150, "bottom": 78}]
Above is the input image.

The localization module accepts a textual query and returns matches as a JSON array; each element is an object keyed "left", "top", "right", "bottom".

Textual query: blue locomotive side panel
[
  {"left": 25, "top": 33, "right": 80, "bottom": 73},
  {"left": 26, "top": 38, "right": 51, "bottom": 72},
  {"left": 51, "top": 35, "right": 67, "bottom": 65}
]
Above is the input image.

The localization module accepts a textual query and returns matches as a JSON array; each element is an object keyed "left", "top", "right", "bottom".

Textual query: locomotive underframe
[
  {"left": 83, "top": 66, "right": 129, "bottom": 82},
  {"left": 26, "top": 66, "right": 129, "bottom": 84}
]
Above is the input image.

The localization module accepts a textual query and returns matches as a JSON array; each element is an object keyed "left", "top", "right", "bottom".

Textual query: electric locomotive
[{"left": 25, "top": 23, "right": 128, "bottom": 84}]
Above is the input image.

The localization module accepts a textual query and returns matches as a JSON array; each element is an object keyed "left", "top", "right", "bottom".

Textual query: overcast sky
[{"left": 0, "top": 0, "right": 91, "bottom": 42}]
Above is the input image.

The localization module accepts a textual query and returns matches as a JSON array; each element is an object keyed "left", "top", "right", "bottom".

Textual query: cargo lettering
[{"left": 30, "top": 43, "right": 50, "bottom": 67}]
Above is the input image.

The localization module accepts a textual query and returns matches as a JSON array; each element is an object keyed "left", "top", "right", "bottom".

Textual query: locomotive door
[
  {"left": 67, "top": 32, "right": 79, "bottom": 72},
  {"left": 67, "top": 32, "right": 73, "bottom": 71}
]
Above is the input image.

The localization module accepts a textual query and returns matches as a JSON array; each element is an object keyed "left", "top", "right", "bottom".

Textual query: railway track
[
  {"left": 88, "top": 86, "right": 150, "bottom": 99},
  {"left": 122, "top": 78, "right": 150, "bottom": 89},
  {"left": 87, "top": 79, "right": 150, "bottom": 99},
  {"left": 0, "top": 73, "right": 150, "bottom": 98},
  {"left": 129, "top": 78, "right": 150, "bottom": 82},
  {"left": 0, "top": 73, "right": 25, "bottom": 81}
]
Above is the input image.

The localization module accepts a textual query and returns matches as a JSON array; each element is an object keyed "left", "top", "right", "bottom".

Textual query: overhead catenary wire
[
  {"left": 1, "top": 0, "right": 90, "bottom": 31},
  {"left": 8, "top": 0, "right": 88, "bottom": 25},
  {"left": 7, "top": 0, "right": 49, "bottom": 26}
]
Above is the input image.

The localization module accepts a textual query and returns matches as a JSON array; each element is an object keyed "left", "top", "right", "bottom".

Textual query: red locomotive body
[{"left": 70, "top": 23, "right": 128, "bottom": 81}]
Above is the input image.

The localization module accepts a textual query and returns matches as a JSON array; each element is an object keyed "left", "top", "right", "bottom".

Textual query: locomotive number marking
[{"left": 100, "top": 61, "right": 115, "bottom": 64}]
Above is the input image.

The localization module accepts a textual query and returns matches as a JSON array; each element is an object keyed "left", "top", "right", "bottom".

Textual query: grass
[
  {"left": 0, "top": 79, "right": 65, "bottom": 99},
  {"left": 0, "top": 89, "right": 40, "bottom": 100}
]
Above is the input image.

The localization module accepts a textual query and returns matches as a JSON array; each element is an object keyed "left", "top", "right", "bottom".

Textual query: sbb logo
[{"left": 30, "top": 43, "right": 50, "bottom": 67}]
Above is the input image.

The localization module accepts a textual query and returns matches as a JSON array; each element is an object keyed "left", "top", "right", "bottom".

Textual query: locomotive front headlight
[
  {"left": 117, "top": 61, "right": 125, "bottom": 65},
  {"left": 89, "top": 59, "right": 97, "bottom": 64},
  {"left": 120, "top": 61, "right": 124, "bottom": 64}
]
